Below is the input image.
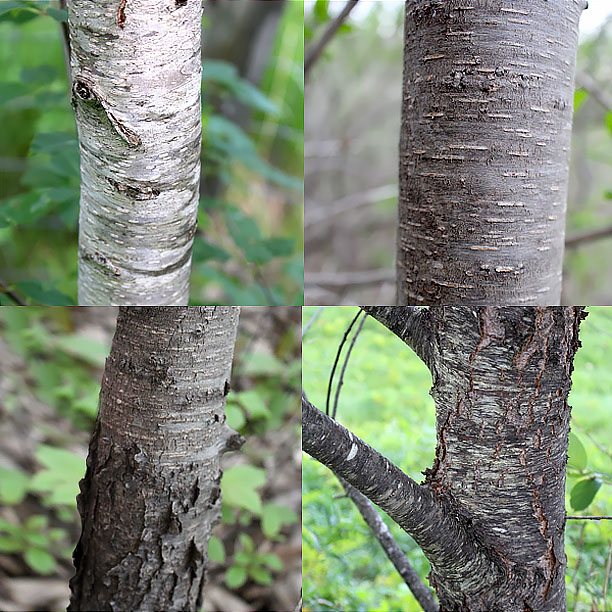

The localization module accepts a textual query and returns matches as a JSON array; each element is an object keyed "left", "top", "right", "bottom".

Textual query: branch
[
  {"left": 339, "top": 478, "right": 439, "bottom": 612},
  {"left": 575, "top": 71, "right": 612, "bottom": 112},
  {"left": 0, "top": 279, "right": 27, "bottom": 306},
  {"left": 302, "top": 394, "right": 504, "bottom": 594},
  {"left": 567, "top": 515, "right": 612, "bottom": 520},
  {"left": 565, "top": 224, "right": 612, "bottom": 249},
  {"left": 307, "top": 268, "right": 395, "bottom": 288},
  {"left": 362, "top": 306, "right": 435, "bottom": 372},
  {"left": 304, "top": 0, "right": 359, "bottom": 79}
]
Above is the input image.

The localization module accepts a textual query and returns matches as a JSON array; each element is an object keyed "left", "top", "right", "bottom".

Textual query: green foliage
[
  {"left": 571, "top": 477, "right": 603, "bottom": 512},
  {"left": 0, "top": 514, "right": 69, "bottom": 575},
  {"left": 225, "top": 533, "right": 283, "bottom": 589},
  {"left": 574, "top": 88, "right": 588, "bottom": 114},
  {"left": 221, "top": 465, "right": 267, "bottom": 514},
  {"left": 0, "top": 466, "right": 29, "bottom": 505}
]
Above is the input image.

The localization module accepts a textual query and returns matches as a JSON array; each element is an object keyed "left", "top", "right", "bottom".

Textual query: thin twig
[
  {"left": 332, "top": 312, "right": 366, "bottom": 419},
  {"left": 575, "top": 71, "right": 612, "bottom": 112},
  {"left": 305, "top": 0, "right": 359, "bottom": 78},
  {"left": 567, "top": 515, "right": 612, "bottom": 520},
  {"left": 565, "top": 224, "right": 612, "bottom": 249},
  {"left": 603, "top": 541, "right": 612, "bottom": 612},
  {"left": 302, "top": 306, "right": 324, "bottom": 339},
  {"left": 0, "top": 279, "right": 27, "bottom": 306},
  {"left": 325, "top": 309, "right": 362, "bottom": 416},
  {"left": 309, "top": 268, "right": 395, "bottom": 288},
  {"left": 338, "top": 478, "right": 439, "bottom": 612}
]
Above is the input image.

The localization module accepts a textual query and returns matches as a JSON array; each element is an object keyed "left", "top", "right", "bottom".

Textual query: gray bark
[
  {"left": 303, "top": 306, "right": 586, "bottom": 611},
  {"left": 68, "top": 0, "right": 202, "bottom": 305},
  {"left": 69, "top": 306, "right": 241, "bottom": 612},
  {"left": 397, "top": 1, "right": 585, "bottom": 305}
]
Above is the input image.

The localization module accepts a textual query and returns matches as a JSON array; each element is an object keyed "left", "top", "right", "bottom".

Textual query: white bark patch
[
  {"left": 69, "top": 0, "right": 202, "bottom": 305},
  {"left": 346, "top": 443, "right": 358, "bottom": 461}
]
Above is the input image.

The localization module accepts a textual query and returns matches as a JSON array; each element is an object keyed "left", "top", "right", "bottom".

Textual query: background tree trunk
[
  {"left": 397, "top": 1, "right": 585, "bottom": 305},
  {"left": 304, "top": 306, "right": 586, "bottom": 611},
  {"left": 68, "top": 0, "right": 202, "bottom": 305},
  {"left": 68, "top": 306, "right": 241, "bottom": 612}
]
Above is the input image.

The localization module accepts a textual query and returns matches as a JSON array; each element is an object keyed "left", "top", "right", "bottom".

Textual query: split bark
[
  {"left": 68, "top": 0, "right": 202, "bottom": 305},
  {"left": 303, "top": 306, "right": 587, "bottom": 611},
  {"left": 68, "top": 306, "right": 241, "bottom": 612},
  {"left": 396, "top": 1, "right": 585, "bottom": 305}
]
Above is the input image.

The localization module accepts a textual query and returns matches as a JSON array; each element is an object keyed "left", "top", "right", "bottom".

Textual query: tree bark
[
  {"left": 68, "top": 306, "right": 241, "bottom": 612},
  {"left": 396, "top": 1, "right": 585, "bottom": 305},
  {"left": 303, "top": 306, "right": 587, "bottom": 611},
  {"left": 68, "top": 0, "right": 202, "bottom": 305}
]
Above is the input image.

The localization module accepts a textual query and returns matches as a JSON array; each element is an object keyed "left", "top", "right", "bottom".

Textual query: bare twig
[
  {"left": 332, "top": 312, "right": 366, "bottom": 419},
  {"left": 604, "top": 541, "right": 612, "bottom": 612},
  {"left": 325, "top": 309, "right": 362, "bottom": 416},
  {"left": 567, "top": 515, "right": 612, "bottom": 520},
  {"left": 306, "top": 184, "right": 397, "bottom": 228},
  {"left": 0, "top": 279, "right": 27, "bottom": 306},
  {"left": 565, "top": 224, "right": 612, "bottom": 249},
  {"left": 302, "top": 306, "right": 324, "bottom": 339},
  {"left": 305, "top": 0, "right": 359, "bottom": 78},
  {"left": 308, "top": 268, "right": 395, "bottom": 288},
  {"left": 339, "top": 479, "right": 439, "bottom": 612},
  {"left": 575, "top": 71, "right": 612, "bottom": 112}
]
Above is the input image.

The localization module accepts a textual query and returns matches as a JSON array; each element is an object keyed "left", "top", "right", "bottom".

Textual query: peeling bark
[
  {"left": 68, "top": 306, "right": 240, "bottom": 612},
  {"left": 397, "top": 1, "right": 585, "bottom": 305},
  {"left": 68, "top": 0, "right": 202, "bottom": 305},
  {"left": 304, "top": 306, "right": 587, "bottom": 611}
]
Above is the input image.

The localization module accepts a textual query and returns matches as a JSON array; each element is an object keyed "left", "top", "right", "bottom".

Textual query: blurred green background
[
  {"left": 0, "top": 0, "right": 303, "bottom": 306},
  {"left": 0, "top": 306, "right": 301, "bottom": 612},
  {"left": 302, "top": 306, "right": 612, "bottom": 612},
  {"left": 304, "top": 1, "right": 612, "bottom": 305}
]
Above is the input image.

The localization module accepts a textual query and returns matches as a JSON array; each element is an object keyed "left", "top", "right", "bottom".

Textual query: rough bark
[
  {"left": 303, "top": 306, "right": 587, "bottom": 611},
  {"left": 397, "top": 1, "right": 585, "bottom": 305},
  {"left": 69, "top": 306, "right": 241, "bottom": 612},
  {"left": 68, "top": 0, "right": 202, "bottom": 305}
]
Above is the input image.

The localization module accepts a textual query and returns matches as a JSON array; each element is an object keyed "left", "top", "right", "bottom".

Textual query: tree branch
[
  {"left": 361, "top": 306, "right": 435, "bottom": 372},
  {"left": 304, "top": 0, "right": 359, "bottom": 79},
  {"left": 0, "top": 279, "right": 27, "bottom": 306},
  {"left": 302, "top": 394, "right": 506, "bottom": 596},
  {"left": 339, "top": 478, "right": 439, "bottom": 612},
  {"left": 565, "top": 224, "right": 612, "bottom": 249}
]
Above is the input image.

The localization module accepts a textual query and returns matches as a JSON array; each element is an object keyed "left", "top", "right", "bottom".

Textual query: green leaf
[
  {"left": 605, "top": 111, "right": 612, "bottom": 137},
  {"left": 225, "top": 403, "right": 246, "bottom": 430},
  {"left": 573, "top": 88, "right": 588, "bottom": 113},
  {"left": 259, "top": 552, "right": 283, "bottom": 571},
  {"left": 239, "top": 533, "right": 254, "bottom": 553},
  {"left": 314, "top": 0, "right": 329, "bottom": 22},
  {"left": 207, "top": 535, "right": 225, "bottom": 563},
  {"left": 54, "top": 334, "right": 109, "bottom": 367},
  {"left": 567, "top": 432, "right": 587, "bottom": 472},
  {"left": 570, "top": 477, "right": 602, "bottom": 511},
  {"left": 0, "top": 81, "right": 31, "bottom": 105},
  {"left": 25, "top": 515, "right": 48, "bottom": 531},
  {"left": 192, "top": 238, "right": 231, "bottom": 263},
  {"left": 14, "top": 282, "right": 74, "bottom": 306},
  {"left": 20, "top": 65, "right": 58, "bottom": 85},
  {"left": 231, "top": 390, "right": 270, "bottom": 419},
  {"left": 225, "top": 565, "right": 247, "bottom": 589},
  {"left": 259, "top": 237, "right": 294, "bottom": 257},
  {"left": 46, "top": 6, "right": 67, "bottom": 21},
  {"left": 261, "top": 503, "right": 298, "bottom": 538},
  {"left": 24, "top": 548, "right": 56, "bottom": 575},
  {"left": 221, "top": 464, "right": 266, "bottom": 514},
  {"left": 30, "top": 131, "right": 77, "bottom": 155},
  {"left": 249, "top": 566, "right": 272, "bottom": 585},
  {"left": 0, "top": 467, "right": 29, "bottom": 505},
  {"left": 0, "top": 536, "right": 21, "bottom": 552}
]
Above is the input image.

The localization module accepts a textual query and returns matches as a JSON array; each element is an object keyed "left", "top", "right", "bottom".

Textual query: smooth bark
[
  {"left": 304, "top": 306, "right": 586, "bottom": 611},
  {"left": 68, "top": 0, "right": 202, "bottom": 305},
  {"left": 397, "top": 1, "right": 585, "bottom": 305},
  {"left": 69, "top": 307, "right": 240, "bottom": 612}
]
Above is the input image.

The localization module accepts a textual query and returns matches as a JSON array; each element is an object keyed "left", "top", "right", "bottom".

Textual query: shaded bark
[
  {"left": 396, "top": 1, "right": 585, "bottom": 305},
  {"left": 69, "top": 306, "right": 240, "bottom": 612},
  {"left": 69, "top": 0, "right": 202, "bottom": 305},
  {"left": 303, "top": 306, "right": 587, "bottom": 611}
]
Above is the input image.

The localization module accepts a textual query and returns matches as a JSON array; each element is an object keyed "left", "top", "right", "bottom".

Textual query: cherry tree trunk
[
  {"left": 396, "top": 1, "right": 585, "bottom": 305},
  {"left": 304, "top": 306, "right": 586, "bottom": 611},
  {"left": 68, "top": 306, "right": 241, "bottom": 612},
  {"left": 68, "top": 0, "right": 202, "bottom": 305}
]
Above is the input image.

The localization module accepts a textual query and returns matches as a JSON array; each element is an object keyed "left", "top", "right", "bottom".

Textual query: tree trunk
[
  {"left": 68, "top": 0, "right": 202, "bottom": 305},
  {"left": 396, "top": 1, "right": 585, "bottom": 305},
  {"left": 68, "top": 306, "right": 241, "bottom": 612},
  {"left": 303, "top": 306, "right": 587, "bottom": 611}
]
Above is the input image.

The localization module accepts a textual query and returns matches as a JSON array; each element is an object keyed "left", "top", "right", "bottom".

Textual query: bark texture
[
  {"left": 304, "top": 306, "right": 586, "bottom": 611},
  {"left": 69, "top": 0, "right": 202, "bottom": 305},
  {"left": 397, "top": 1, "right": 585, "bottom": 305},
  {"left": 69, "top": 307, "right": 241, "bottom": 612}
]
